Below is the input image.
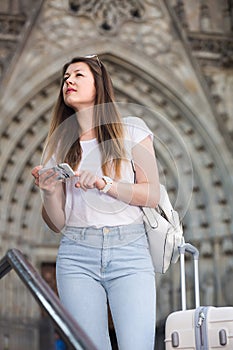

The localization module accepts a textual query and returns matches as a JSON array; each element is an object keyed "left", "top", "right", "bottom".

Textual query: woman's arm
[
  {"left": 106, "top": 135, "right": 160, "bottom": 207},
  {"left": 41, "top": 185, "right": 66, "bottom": 232},
  {"left": 32, "top": 166, "right": 66, "bottom": 232}
]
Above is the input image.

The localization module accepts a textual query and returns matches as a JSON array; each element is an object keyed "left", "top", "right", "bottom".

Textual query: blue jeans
[{"left": 56, "top": 224, "right": 156, "bottom": 350}]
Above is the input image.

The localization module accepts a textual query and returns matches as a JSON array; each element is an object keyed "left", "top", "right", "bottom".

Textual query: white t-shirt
[{"left": 47, "top": 117, "right": 153, "bottom": 228}]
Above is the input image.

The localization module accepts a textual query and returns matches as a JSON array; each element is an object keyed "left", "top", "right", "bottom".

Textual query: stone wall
[{"left": 0, "top": 0, "right": 232, "bottom": 348}]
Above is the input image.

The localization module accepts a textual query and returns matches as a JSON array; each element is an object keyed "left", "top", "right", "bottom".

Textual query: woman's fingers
[
  {"left": 31, "top": 165, "right": 43, "bottom": 179},
  {"left": 75, "top": 170, "right": 97, "bottom": 190},
  {"left": 32, "top": 166, "right": 60, "bottom": 194}
]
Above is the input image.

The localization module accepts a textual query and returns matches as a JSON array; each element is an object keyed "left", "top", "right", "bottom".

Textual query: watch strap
[{"left": 100, "top": 176, "right": 113, "bottom": 193}]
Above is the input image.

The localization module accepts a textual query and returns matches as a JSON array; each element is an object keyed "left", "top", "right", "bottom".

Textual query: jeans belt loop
[
  {"left": 118, "top": 227, "right": 124, "bottom": 241},
  {"left": 81, "top": 228, "right": 86, "bottom": 240}
]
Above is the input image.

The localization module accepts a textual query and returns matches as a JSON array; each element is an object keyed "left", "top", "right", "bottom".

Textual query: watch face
[
  {"left": 101, "top": 176, "right": 113, "bottom": 193},
  {"left": 103, "top": 176, "right": 113, "bottom": 184}
]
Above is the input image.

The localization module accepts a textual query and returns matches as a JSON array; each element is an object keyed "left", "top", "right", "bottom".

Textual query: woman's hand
[
  {"left": 31, "top": 165, "right": 62, "bottom": 195},
  {"left": 31, "top": 165, "right": 42, "bottom": 186},
  {"left": 75, "top": 170, "right": 105, "bottom": 191},
  {"left": 31, "top": 165, "right": 66, "bottom": 232}
]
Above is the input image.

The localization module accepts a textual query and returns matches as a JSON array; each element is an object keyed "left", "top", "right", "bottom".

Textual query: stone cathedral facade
[{"left": 0, "top": 0, "right": 232, "bottom": 349}]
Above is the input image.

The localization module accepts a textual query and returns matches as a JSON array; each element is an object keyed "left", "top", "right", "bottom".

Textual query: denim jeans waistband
[{"left": 61, "top": 224, "right": 146, "bottom": 248}]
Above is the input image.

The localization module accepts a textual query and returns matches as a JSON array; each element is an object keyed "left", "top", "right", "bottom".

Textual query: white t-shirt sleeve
[{"left": 123, "top": 116, "right": 153, "bottom": 145}]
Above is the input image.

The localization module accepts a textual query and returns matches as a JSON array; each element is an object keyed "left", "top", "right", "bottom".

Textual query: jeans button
[{"left": 103, "top": 227, "right": 110, "bottom": 234}]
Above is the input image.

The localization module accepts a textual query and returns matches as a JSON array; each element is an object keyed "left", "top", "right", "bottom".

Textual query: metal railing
[{"left": 0, "top": 248, "right": 98, "bottom": 350}]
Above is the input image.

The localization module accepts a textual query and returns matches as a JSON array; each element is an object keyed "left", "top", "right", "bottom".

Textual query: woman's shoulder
[
  {"left": 122, "top": 116, "right": 153, "bottom": 141},
  {"left": 123, "top": 116, "right": 147, "bottom": 128}
]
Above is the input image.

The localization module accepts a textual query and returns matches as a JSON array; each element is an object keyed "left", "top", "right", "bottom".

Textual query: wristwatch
[{"left": 100, "top": 176, "right": 113, "bottom": 193}]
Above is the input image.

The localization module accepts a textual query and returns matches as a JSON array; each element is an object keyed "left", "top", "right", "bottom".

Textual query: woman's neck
[
  {"left": 76, "top": 107, "right": 96, "bottom": 141},
  {"left": 80, "top": 129, "right": 96, "bottom": 141}
]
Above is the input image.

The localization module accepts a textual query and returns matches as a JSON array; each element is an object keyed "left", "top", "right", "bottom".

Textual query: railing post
[{"left": 0, "top": 248, "right": 98, "bottom": 350}]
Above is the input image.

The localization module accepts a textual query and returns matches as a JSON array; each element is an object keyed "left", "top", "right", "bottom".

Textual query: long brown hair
[{"left": 42, "top": 56, "right": 126, "bottom": 179}]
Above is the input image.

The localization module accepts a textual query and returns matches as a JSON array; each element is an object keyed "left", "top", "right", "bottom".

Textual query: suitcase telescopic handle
[{"left": 178, "top": 243, "right": 200, "bottom": 311}]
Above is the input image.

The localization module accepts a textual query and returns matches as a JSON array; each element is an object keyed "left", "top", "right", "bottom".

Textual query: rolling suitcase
[{"left": 165, "top": 242, "right": 233, "bottom": 349}]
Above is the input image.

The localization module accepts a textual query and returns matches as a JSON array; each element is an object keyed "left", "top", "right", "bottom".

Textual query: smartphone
[
  {"left": 54, "top": 163, "right": 75, "bottom": 180},
  {"left": 39, "top": 163, "right": 75, "bottom": 181}
]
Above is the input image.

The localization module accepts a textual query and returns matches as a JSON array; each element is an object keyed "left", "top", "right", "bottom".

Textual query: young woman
[{"left": 32, "top": 55, "right": 160, "bottom": 350}]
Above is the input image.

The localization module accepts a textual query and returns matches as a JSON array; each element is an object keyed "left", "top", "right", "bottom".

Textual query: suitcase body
[{"left": 165, "top": 243, "right": 233, "bottom": 349}]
